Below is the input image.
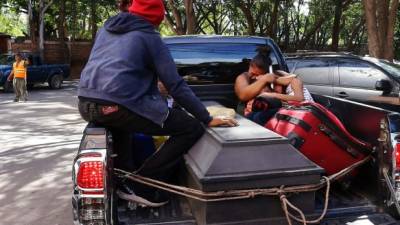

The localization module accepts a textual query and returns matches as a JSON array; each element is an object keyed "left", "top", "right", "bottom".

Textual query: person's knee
[{"left": 184, "top": 118, "right": 205, "bottom": 140}]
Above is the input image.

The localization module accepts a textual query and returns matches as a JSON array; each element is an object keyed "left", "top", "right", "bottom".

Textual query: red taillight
[
  {"left": 77, "top": 161, "right": 104, "bottom": 189},
  {"left": 396, "top": 143, "right": 400, "bottom": 171}
]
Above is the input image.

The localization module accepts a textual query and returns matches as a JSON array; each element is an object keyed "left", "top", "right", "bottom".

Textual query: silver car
[{"left": 286, "top": 53, "right": 400, "bottom": 112}]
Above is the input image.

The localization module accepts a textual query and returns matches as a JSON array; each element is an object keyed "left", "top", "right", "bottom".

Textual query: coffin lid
[{"left": 185, "top": 102, "right": 323, "bottom": 189}]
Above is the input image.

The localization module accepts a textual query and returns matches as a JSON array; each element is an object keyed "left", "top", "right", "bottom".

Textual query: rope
[
  {"left": 280, "top": 176, "right": 330, "bottom": 225},
  {"left": 114, "top": 156, "right": 371, "bottom": 224}
]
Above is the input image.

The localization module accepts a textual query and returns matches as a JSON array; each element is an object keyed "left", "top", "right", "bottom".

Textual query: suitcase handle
[
  {"left": 275, "top": 113, "right": 312, "bottom": 132},
  {"left": 319, "top": 125, "right": 360, "bottom": 158},
  {"left": 287, "top": 131, "right": 305, "bottom": 149}
]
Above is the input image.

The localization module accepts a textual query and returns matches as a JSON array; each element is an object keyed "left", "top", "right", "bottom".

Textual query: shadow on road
[{"left": 0, "top": 81, "right": 85, "bottom": 225}]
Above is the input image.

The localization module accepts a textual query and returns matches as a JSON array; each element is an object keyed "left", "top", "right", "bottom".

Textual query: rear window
[
  {"left": 292, "top": 59, "right": 332, "bottom": 85},
  {"left": 168, "top": 43, "right": 278, "bottom": 64},
  {"left": 166, "top": 43, "right": 278, "bottom": 85}
]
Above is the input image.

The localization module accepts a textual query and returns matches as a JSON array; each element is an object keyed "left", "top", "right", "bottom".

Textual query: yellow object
[
  {"left": 13, "top": 60, "right": 27, "bottom": 79},
  {"left": 153, "top": 136, "right": 169, "bottom": 150},
  {"left": 207, "top": 106, "right": 236, "bottom": 119}
]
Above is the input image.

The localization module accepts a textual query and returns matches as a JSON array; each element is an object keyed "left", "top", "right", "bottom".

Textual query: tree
[
  {"left": 331, "top": 0, "right": 355, "bottom": 51},
  {"left": 39, "top": 0, "right": 54, "bottom": 60},
  {"left": 267, "top": 0, "right": 280, "bottom": 39},
  {"left": 0, "top": 9, "right": 27, "bottom": 36},
  {"left": 164, "top": 0, "right": 197, "bottom": 35},
  {"left": 363, "top": 0, "right": 399, "bottom": 60},
  {"left": 297, "top": 0, "right": 331, "bottom": 49},
  {"left": 237, "top": 0, "right": 255, "bottom": 35},
  {"left": 90, "top": 0, "right": 96, "bottom": 41},
  {"left": 196, "top": 1, "right": 231, "bottom": 34}
]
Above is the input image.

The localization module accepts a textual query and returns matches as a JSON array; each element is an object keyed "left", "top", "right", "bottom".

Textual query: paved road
[{"left": 0, "top": 81, "right": 85, "bottom": 225}]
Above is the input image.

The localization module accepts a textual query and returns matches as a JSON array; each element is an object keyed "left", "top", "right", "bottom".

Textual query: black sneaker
[{"left": 13, "top": 98, "right": 18, "bottom": 102}]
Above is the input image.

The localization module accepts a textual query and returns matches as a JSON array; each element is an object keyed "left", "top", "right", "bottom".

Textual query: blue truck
[{"left": 0, "top": 53, "right": 70, "bottom": 92}]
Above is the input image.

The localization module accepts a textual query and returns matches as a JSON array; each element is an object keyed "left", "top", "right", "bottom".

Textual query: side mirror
[{"left": 375, "top": 79, "right": 392, "bottom": 94}]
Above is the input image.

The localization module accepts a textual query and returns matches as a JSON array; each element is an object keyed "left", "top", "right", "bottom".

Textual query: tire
[
  {"left": 49, "top": 74, "right": 63, "bottom": 89},
  {"left": 3, "top": 80, "right": 13, "bottom": 93}
]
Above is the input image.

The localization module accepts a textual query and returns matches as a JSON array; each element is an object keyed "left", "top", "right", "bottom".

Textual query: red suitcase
[{"left": 265, "top": 102, "right": 372, "bottom": 175}]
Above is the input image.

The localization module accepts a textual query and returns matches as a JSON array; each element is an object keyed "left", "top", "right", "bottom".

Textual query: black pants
[{"left": 78, "top": 100, "right": 205, "bottom": 180}]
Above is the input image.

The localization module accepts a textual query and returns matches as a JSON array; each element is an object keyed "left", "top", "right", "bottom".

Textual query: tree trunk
[
  {"left": 71, "top": 0, "right": 77, "bottom": 41},
  {"left": 267, "top": 0, "right": 280, "bottom": 39},
  {"left": 347, "top": 18, "right": 365, "bottom": 50},
  {"left": 282, "top": 0, "right": 290, "bottom": 50},
  {"left": 39, "top": 0, "right": 54, "bottom": 62},
  {"left": 238, "top": 1, "right": 255, "bottom": 35},
  {"left": 377, "top": 0, "right": 389, "bottom": 50},
  {"left": 58, "top": 0, "right": 68, "bottom": 63},
  {"left": 184, "top": 0, "right": 196, "bottom": 34},
  {"left": 363, "top": 0, "right": 381, "bottom": 57},
  {"left": 167, "top": 0, "right": 185, "bottom": 35},
  {"left": 58, "top": 0, "right": 65, "bottom": 41},
  {"left": 28, "top": 0, "right": 35, "bottom": 44},
  {"left": 363, "top": 0, "right": 399, "bottom": 60},
  {"left": 331, "top": 0, "right": 343, "bottom": 51},
  {"left": 90, "top": 0, "right": 97, "bottom": 41},
  {"left": 384, "top": 0, "right": 399, "bottom": 60},
  {"left": 298, "top": 16, "right": 326, "bottom": 49}
]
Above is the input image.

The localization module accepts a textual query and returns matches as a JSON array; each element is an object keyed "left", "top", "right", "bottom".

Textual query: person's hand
[
  {"left": 208, "top": 116, "right": 238, "bottom": 127},
  {"left": 260, "top": 92, "right": 278, "bottom": 98},
  {"left": 275, "top": 70, "right": 297, "bottom": 78},
  {"left": 157, "top": 81, "right": 168, "bottom": 96},
  {"left": 7, "top": 75, "right": 13, "bottom": 82},
  {"left": 275, "top": 70, "right": 289, "bottom": 76},
  {"left": 256, "top": 73, "right": 277, "bottom": 83}
]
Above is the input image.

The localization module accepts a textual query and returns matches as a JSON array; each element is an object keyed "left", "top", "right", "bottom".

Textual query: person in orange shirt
[{"left": 8, "top": 53, "right": 29, "bottom": 102}]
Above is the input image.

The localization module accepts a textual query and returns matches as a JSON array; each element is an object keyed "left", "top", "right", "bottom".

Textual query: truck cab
[
  {"left": 0, "top": 52, "right": 70, "bottom": 92},
  {"left": 72, "top": 36, "right": 400, "bottom": 225}
]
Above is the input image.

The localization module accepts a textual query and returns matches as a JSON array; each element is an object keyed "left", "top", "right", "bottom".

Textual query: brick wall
[
  {"left": 0, "top": 36, "right": 10, "bottom": 54},
  {"left": 11, "top": 40, "right": 92, "bottom": 79},
  {"left": 69, "top": 42, "right": 92, "bottom": 79}
]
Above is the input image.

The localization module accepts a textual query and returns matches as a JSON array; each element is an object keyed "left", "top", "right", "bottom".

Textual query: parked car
[
  {"left": 286, "top": 52, "right": 400, "bottom": 111},
  {"left": 0, "top": 53, "right": 70, "bottom": 92},
  {"left": 72, "top": 36, "right": 400, "bottom": 225}
]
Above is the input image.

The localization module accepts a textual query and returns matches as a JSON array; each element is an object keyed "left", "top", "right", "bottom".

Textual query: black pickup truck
[
  {"left": 0, "top": 53, "right": 70, "bottom": 92},
  {"left": 72, "top": 36, "right": 400, "bottom": 225}
]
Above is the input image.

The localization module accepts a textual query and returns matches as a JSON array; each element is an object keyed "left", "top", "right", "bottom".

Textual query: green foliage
[
  {"left": 0, "top": 9, "right": 27, "bottom": 37},
  {"left": 159, "top": 22, "right": 175, "bottom": 36},
  {"left": 0, "top": 0, "right": 396, "bottom": 57}
]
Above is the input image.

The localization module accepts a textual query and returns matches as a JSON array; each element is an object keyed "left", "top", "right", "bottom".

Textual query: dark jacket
[{"left": 78, "top": 13, "right": 211, "bottom": 125}]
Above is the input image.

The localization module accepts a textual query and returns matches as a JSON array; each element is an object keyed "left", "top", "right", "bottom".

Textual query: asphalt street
[{"left": 0, "top": 81, "right": 85, "bottom": 225}]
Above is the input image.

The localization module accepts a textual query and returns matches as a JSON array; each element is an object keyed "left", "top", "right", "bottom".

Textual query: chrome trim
[
  {"left": 73, "top": 149, "right": 107, "bottom": 192},
  {"left": 73, "top": 148, "right": 109, "bottom": 224},
  {"left": 383, "top": 169, "right": 400, "bottom": 215},
  {"left": 73, "top": 129, "right": 114, "bottom": 225}
]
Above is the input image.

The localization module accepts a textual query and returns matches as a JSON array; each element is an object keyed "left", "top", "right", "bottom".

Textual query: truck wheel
[
  {"left": 3, "top": 80, "right": 13, "bottom": 93},
  {"left": 49, "top": 74, "right": 63, "bottom": 89}
]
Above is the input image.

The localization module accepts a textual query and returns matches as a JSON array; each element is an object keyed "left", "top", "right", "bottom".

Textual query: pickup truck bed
[
  {"left": 113, "top": 97, "right": 399, "bottom": 225},
  {"left": 116, "top": 186, "right": 400, "bottom": 225}
]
